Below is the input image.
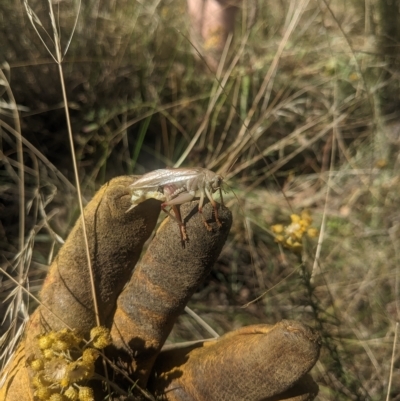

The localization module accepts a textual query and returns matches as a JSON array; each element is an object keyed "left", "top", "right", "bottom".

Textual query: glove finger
[
  {"left": 110, "top": 200, "right": 232, "bottom": 387},
  {"left": 150, "top": 320, "right": 321, "bottom": 401}
]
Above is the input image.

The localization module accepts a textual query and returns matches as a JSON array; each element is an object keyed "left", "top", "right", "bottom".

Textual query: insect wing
[{"left": 130, "top": 168, "right": 204, "bottom": 189}]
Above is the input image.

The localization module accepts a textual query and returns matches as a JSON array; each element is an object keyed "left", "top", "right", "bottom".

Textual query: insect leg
[
  {"left": 197, "top": 190, "right": 212, "bottom": 232},
  {"left": 162, "top": 191, "right": 196, "bottom": 242},
  {"left": 205, "top": 187, "right": 222, "bottom": 227},
  {"left": 219, "top": 187, "right": 224, "bottom": 206},
  {"left": 161, "top": 204, "right": 183, "bottom": 224},
  {"left": 162, "top": 191, "right": 196, "bottom": 206},
  {"left": 172, "top": 205, "right": 188, "bottom": 243},
  {"left": 160, "top": 204, "right": 188, "bottom": 242}
]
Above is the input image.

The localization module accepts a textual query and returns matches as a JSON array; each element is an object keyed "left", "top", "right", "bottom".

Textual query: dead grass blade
[
  {"left": 386, "top": 322, "right": 398, "bottom": 401},
  {"left": 218, "top": 0, "right": 311, "bottom": 175},
  {"left": 174, "top": 31, "right": 250, "bottom": 168}
]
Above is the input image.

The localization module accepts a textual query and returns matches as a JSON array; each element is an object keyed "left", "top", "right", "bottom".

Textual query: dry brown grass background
[{"left": 1, "top": 0, "right": 400, "bottom": 399}]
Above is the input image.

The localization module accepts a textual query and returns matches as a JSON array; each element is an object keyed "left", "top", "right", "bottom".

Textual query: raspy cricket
[{"left": 128, "top": 167, "right": 224, "bottom": 242}]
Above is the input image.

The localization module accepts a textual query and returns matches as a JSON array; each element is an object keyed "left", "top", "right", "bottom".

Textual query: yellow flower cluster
[
  {"left": 29, "top": 326, "right": 110, "bottom": 401},
  {"left": 90, "top": 326, "right": 111, "bottom": 350},
  {"left": 271, "top": 210, "right": 319, "bottom": 253}
]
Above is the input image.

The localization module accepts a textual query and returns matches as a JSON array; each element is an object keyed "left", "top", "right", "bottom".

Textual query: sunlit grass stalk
[
  {"left": 310, "top": 80, "right": 339, "bottom": 284},
  {"left": 386, "top": 322, "right": 399, "bottom": 401},
  {"left": 184, "top": 306, "right": 219, "bottom": 338},
  {"left": 173, "top": 32, "right": 235, "bottom": 168},
  {"left": 217, "top": 0, "right": 310, "bottom": 175},
  {"left": 44, "top": 0, "right": 115, "bottom": 394},
  {"left": 46, "top": 0, "right": 100, "bottom": 328}
]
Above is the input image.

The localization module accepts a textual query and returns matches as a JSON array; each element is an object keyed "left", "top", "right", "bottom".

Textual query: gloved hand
[{"left": 0, "top": 175, "right": 320, "bottom": 401}]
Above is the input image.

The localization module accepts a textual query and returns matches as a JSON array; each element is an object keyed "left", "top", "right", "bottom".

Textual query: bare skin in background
[
  {"left": 0, "top": 176, "right": 320, "bottom": 401},
  {"left": 187, "top": 0, "right": 241, "bottom": 71}
]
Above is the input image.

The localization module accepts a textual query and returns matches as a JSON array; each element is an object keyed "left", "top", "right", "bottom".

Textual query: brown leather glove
[{"left": 0, "top": 175, "right": 320, "bottom": 401}]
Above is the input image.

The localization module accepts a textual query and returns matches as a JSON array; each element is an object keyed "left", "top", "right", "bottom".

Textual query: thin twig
[{"left": 46, "top": 1, "right": 111, "bottom": 394}]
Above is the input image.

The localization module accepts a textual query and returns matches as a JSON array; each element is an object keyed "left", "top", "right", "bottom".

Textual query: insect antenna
[
  {"left": 216, "top": 156, "right": 238, "bottom": 207},
  {"left": 222, "top": 156, "right": 239, "bottom": 176}
]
